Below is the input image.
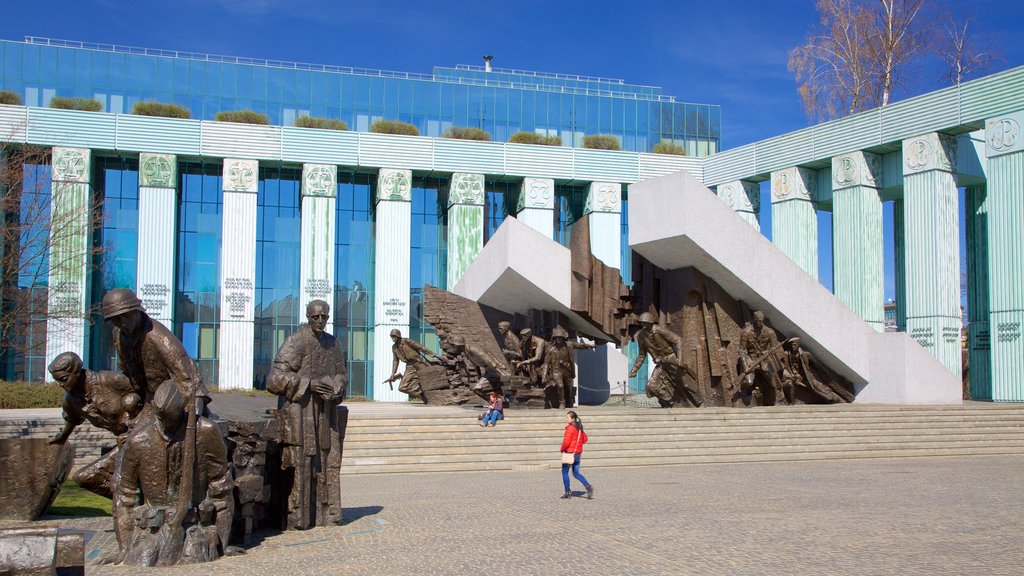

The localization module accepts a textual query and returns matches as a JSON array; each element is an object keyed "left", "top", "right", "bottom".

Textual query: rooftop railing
[{"left": 21, "top": 36, "right": 695, "bottom": 105}]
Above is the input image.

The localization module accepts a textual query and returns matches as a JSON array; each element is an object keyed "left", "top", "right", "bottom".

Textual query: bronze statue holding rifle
[{"left": 629, "top": 311, "right": 703, "bottom": 408}]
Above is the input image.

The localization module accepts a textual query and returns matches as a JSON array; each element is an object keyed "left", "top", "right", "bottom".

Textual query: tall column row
[
  {"left": 832, "top": 152, "right": 884, "bottom": 332},
  {"left": 770, "top": 166, "right": 818, "bottom": 277}
]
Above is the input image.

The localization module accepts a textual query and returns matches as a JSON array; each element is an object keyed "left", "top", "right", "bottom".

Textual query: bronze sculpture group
[{"left": 47, "top": 290, "right": 349, "bottom": 567}]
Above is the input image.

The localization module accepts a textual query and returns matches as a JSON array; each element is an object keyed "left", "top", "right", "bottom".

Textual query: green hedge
[
  {"left": 132, "top": 101, "right": 191, "bottom": 119},
  {"left": 441, "top": 126, "right": 491, "bottom": 141},
  {"left": 214, "top": 110, "right": 270, "bottom": 125},
  {"left": 651, "top": 141, "right": 686, "bottom": 156},
  {"left": 294, "top": 116, "right": 348, "bottom": 130},
  {"left": 370, "top": 119, "right": 419, "bottom": 136},
  {"left": 49, "top": 97, "right": 102, "bottom": 112},
  {"left": 582, "top": 134, "right": 621, "bottom": 151},
  {"left": 508, "top": 131, "right": 561, "bottom": 146},
  {"left": 0, "top": 381, "right": 64, "bottom": 409},
  {"left": 0, "top": 90, "right": 22, "bottom": 105}
]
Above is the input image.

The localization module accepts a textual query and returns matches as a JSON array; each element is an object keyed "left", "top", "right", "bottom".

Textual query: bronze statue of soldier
[
  {"left": 101, "top": 288, "right": 211, "bottom": 411},
  {"left": 448, "top": 335, "right": 510, "bottom": 400},
  {"left": 387, "top": 328, "right": 440, "bottom": 400},
  {"left": 738, "top": 311, "right": 785, "bottom": 406},
  {"left": 266, "top": 299, "right": 348, "bottom": 529},
  {"left": 113, "top": 381, "right": 234, "bottom": 566},
  {"left": 497, "top": 321, "right": 522, "bottom": 366},
  {"left": 514, "top": 327, "right": 547, "bottom": 386},
  {"left": 629, "top": 312, "right": 703, "bottom": 408},
  {"left": 47, "top": 351, "right": 142, "bottom": 498},
  {"left": 780, "top": 338, "right": 848, "bottom": 404},
  {"left": 540, "top": 327, "right": 575, "bottom": 409}
]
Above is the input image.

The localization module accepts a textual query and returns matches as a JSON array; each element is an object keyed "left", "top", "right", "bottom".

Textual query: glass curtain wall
[
  {"left": 3, "top": 159, "right": 51, "bottom": 381},
  {"left": 483, "top": 180, "right": 517, "bottom": 242},
  {"left": 253, "top": 167, "right": 301, "bottom": 389},
  {"left": 175, "top": 162, "right": 222, "bottom": 387},
  {"left": 409, "top": 177, "right": 446, "bottom": 353},
  {"left": 334, "top": 172, "right": 374, "bottom": 398},
  {"left": 554, "top": 183, "right": 586, "bottom": 248},
  {"left": 89, "top": 156, "right": 139, "bottom": 370}
]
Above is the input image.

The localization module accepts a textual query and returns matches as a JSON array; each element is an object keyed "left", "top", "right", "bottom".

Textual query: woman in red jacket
[{"left": 560, "top": 410, "right": 593, "bottom": 499}]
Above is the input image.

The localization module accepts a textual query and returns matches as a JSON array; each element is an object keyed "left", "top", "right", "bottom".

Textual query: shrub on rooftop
[
  {"left": 131, "top": 101, "right": 191, "bottom": 119},
  {"left": 441, "top": 126, "right": 492, "bottom": 141},
  {"left": 508, "top": 131, "right": 561, "bottom": 146},
  {"left": 49, "top": 97, "right": 102, "bottom": 112},
  {"left": 651, "top": 141, "right": 686, "bottom": 156},
  {"left": 0, "top": 91, "right": 22, "bottom": 105},
  {"left": 214, "top": 110, "right": 270, "bottom": 125},
  {"left": 370, "top": 119, "right": 419, "bottom": 136},
  {"left": 581, "top": 134, "right": 621, "bottom": 151},
  {"left": 294, "top": 116, "right": 348, "bottom": 131}
]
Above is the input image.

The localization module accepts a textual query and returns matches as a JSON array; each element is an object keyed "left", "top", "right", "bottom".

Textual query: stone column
[
  {"left": 45, "top": 147, "right": 92, "bottom": 368},
  {"left": 515, "top": 177, "right": 555, "bottom": 238},
  {"left": 373, "top": 168, "right": 412, "bottom": 402},
  {"left": 770, "top": 167, "right": 817, "bottom": 277},
  {"left": 299, "top": 164, "right": 337, "bottom": 314},
  {"left": 217, "top": 159, "right": 259, "bottom": 390},
  {"left": 964, "top": 184, "right": 991, "bottom": 399},
  {"left": 136, "top": 153, "right": 177, "bottom": 324},
  {"left": 584, "top": 182, "right": 622, "bottom": 268},
  {"left": 578, "top": 181, "right": 626, "bottom": 406},
  {"left": 901, "top": 133, "right": 962, "bottom": 377},
  {"left": 984, "top": 113, "right": 1024, "bottom": 401},
  {"left": 446, "top": 172, "right": 485, "bottom": 289},
  {"left": 831, "top": 152, "right": 884, "bottom": 331},
  {"left": 715, "top": 180, "right": 760, "bottom": 230}
]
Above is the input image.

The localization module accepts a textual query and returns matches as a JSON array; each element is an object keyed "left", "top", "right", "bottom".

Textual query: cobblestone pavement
[{"left": 31, "top": 455, "right": 1024, "bottom": 575}]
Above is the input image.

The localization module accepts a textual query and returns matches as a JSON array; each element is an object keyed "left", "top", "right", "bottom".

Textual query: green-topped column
[
  {"left": 46, "top": 147, "right": 93, "bottom": 369},
  {"left": 373, "top": 168, "right": 412, "bottom": 402},
  {"left": 515, "top": 177, "right": 555, "bottom": 239},
  {"left": 446, "top": 173, "right": 485, "bottom": 289},
  {"left": 136, "top": 153, "right": 178, "bottom": 324},
  {"left": 984, "top": 113, "right": 1024, "bottom": 401},
  {"left": 901, "top": 132, "right": 962, "bottom": 377},
  {"left": 300, "top": 164, "right": 337, "bottom": 313},
  {"left": 715, "top": 180, "right": 760, "bottom": 230},
  {"left": 832, "top": 151, "right": 884, "bottom": 331},
  {"left": 964, "top": 184, "right": 991, "bottom": 399},
  {"left": 584, "top": 182, "right": 622, "bottom": 269},
  {"left": 770, "top": 167, "right": 817, "bottom": 276}
]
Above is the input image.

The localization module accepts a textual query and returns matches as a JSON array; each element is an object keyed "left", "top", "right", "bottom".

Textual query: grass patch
[{"left": 49, "top": 480, "right": 112, "bottom": 517}]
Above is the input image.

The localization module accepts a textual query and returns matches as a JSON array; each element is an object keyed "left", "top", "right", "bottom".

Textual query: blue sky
[{"left": 3, "top": 0, "right": 1022, "bottom": 304}]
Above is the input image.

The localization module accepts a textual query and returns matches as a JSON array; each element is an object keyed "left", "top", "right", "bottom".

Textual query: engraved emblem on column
[
  {"left": 719, "top": 184, "right": 736, "bottom": 208},
  {"left": 833, "top": 156, "right": 857, "bottom": 188},
  {"left": 586, "top": 183, "right": 620, "bottom": 213},
  {"left": 773, "top": 171, "right": 791, "bottom": 200},
  {"left": 449, "top": 173, "right": 485, "bottom": 206},
  {"left": 988, "top": 117, "right": 1021, "bottom": 153},
  {"left": 378, "top": 169, "right": 411, "bottom": 201},
  {"left": 224, "top": 159, "right": 258, "bottom": 193},
  {"left": 520, "top": 178, "right": 553, "bottom": 211},
  {"left": 905, "top": 139, "right": 932, "bottom": 172},
  {"left": 864, "top": 154, "right": 880, "bottom": 186},
  {"left": 833, "top": 152, "right": 879, "bottom": 188},
  {"left": 938, "top": 133, "right": 957, "bottom": 171},
  {"left": 52, "top": 148, "right": 89, "bottom": 183},
  {"left": 772, "top": 168, "right": 811, "bottom": 202},
  {"left": 140, "top": 153, "right": 176, "bottom": 188},
  {"left": 302, "top": 164, "right": 336, "bottom": 197}
]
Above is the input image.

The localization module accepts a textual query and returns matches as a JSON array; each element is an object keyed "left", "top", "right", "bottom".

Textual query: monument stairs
[{"left": 3, "top": 403, "right": 1022, "bottom": 476}]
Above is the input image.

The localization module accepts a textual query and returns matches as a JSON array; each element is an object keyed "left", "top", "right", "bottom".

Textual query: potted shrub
[
  {"left": 508, "top": 131, "right": 561, "bottom": 146},
  {"left": 651, "top": 141, "right": 686, "bottom": 156},
  {"left": 441, "top": 126, "right": 491, "bottom": 141},
  {"left": 49, "top": 97, "right": 102, "bottom": 112},
  {"left": 214, "top": 110, "right": 270, "bottom": 125},
  {"left": 581, "top": 135, "right": 621, "bottom": 150},
  {"left": 0, "top": 91, "right": 22, "bottom": 105},
  {"left": 131, "top": 101, "right": 191, "bottom": 119},
  {"left": 294, "top": 116, "right": 348, "bottom": 130},
  {"left": 370, "top": 119, "right": 419, "bottom": 136}
]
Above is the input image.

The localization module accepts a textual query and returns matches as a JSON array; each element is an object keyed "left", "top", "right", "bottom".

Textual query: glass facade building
[
  {"left": 0, "top": 37, "right": 719, "bottom": 155},
  {"left": 0, "top": 36, "right": 719, "bottom": 395}
]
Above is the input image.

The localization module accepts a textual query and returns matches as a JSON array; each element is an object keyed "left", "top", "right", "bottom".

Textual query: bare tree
[
  {"left": 1, "top": 138, "right": 103, "bottom": 378},
  {"left": 870, "top": 0, "right": 930, "bottom": 107},
  {"left": 939, "top": 11, "right": 1001, "bottom": 85},
  {"left": 789, "top": 0, "right": 879, "bottom": 121}
]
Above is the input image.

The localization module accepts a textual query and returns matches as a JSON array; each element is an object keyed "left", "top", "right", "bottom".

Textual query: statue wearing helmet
[{"left": 629, "top": 310, "right": 703, "bottom": 408}]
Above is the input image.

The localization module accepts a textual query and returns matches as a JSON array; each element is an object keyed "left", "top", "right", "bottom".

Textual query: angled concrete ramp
[
  {"left": 629, "top": 171, "right": 961, "bottom": 404},
  {"left": 452, "top": 216, "right": 610, "bottom": 342}
]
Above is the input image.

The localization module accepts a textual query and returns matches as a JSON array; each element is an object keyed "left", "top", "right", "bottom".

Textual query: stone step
[{"left": 341, "top": 445, "right": 1024, "bottom": 474}]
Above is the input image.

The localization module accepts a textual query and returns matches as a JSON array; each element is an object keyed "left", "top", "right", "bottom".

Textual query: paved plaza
[{"left": 37, "top": 454, "right": 1024, "bottom": 575}]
